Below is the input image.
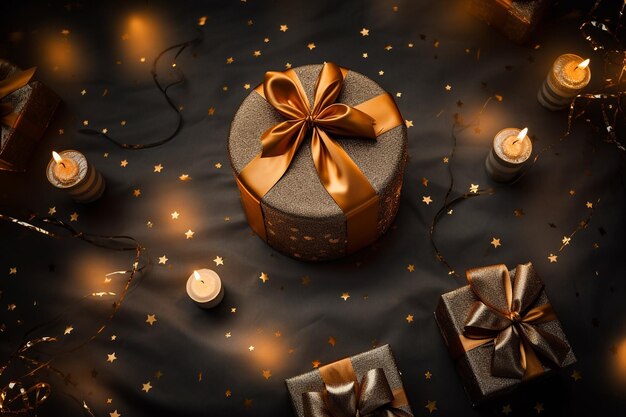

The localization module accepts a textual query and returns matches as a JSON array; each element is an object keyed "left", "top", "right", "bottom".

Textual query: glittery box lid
[
  {"left": 434, "top": 270, "right": 576, "bottom": 406},
  {"left": 285, "top": 345, "right": 413, "bottom": 417}
]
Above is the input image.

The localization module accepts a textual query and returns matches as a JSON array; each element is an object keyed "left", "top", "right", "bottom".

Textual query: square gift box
[
  {"left": 435, "top": 262, "right": 576, "bottom": 405},
  {"left": 285, "top": 344, "right": 413, "bottom": 417},
  {"left": 0, "top": 59, "right": 60, "bottom": 172}
]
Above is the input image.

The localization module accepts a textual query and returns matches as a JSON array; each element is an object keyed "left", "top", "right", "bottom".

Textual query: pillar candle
[
  {"left": 485, "top": 127, "right": 532, "bottom": 182},
  {"left": 186, "top": 269, "right": 224, "bottom": 309},
  {"left": 538, "top": 54, "right": 590, "bottom": 110},
  {"left": 46, "top": 150, "right": 105, "bottom": 203}
]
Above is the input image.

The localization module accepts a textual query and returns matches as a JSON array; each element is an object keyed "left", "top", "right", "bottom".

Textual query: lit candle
[
  {"left": 186, "top": 269, "right": 224, "bottom": 309},
  {"left": 538, "top": 54, "right": 590, "bottom": 110},
  {"left": 46, "top": 150, "right": 106, "bottom": 203},
  {"left": 485, "top": 127, "right": 532, "bottom": 182}
]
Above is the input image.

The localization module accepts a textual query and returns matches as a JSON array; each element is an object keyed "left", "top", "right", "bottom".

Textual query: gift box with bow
[
  {"left": 228, "top": 63, "right": 407, "bottom": 261},
  {"left": 434, "top": 262, "right": 576, "bottom": 405},
  {"left": 467, "top": 0, "right": 552, "bottom": 44},
  {"left": 0, "top": 59, "right": 60, "bottom": 172},
  {"left": 285, "top": 345, "right": 413, "bottom": 417}
]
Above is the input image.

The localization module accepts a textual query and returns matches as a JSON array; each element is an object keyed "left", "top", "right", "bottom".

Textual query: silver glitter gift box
[
  {"left": 285, "top": 345, "right": 413, "bottom": 417},
  {"left": 228, "top": 64, "right": 407, "bottom": 261}
]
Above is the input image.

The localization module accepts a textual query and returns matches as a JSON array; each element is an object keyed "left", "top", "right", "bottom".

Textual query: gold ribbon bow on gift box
[
  {"left": 459, "top": 263, "right": 571, "bottom": 380},
  {"left": 235, "top": 62, "right": 403, "bottom": 253},
  {"left": 0, "top": 67, "right": 36, "bottom": 130},
  {"left": 303, "top": 368, "right": 412, "bottom": 417}
]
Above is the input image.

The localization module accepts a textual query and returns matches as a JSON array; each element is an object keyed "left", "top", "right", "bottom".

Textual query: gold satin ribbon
[
  {"left": 0, "top": 67, "right": 36, "bottom": 129},
  {"left": 236, "top": 62, "right": 403, "bottom": 253},
  {"left": 458, "top": 263, "right": 565, "bottom": 380}
]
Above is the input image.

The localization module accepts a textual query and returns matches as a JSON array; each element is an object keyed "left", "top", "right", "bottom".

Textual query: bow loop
[
  {"left": 312, "top": 62, "right": 344, "bottom": 114},
  {"left": 314, "top": 104, "right": 377, "bottom": 138},
  {"left": 262, "top": 70, "right": 310, "bottom": 120},
  {"left": 0, "top": 67, "right": 36, "bottom": 129}
]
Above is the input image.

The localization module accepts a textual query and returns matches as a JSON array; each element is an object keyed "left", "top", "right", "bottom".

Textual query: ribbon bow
[
  {"left": 0, "top": 67, "right": 36, "bottom": 130},
  {"left": 462, "top": 263, "right": 571, "bottom": 379},
  {"left": 236, "top": 63, "right": 403, "bottom": 253},
  {"left": 302, "top": 368, "right": 412, "bottom": 417}
]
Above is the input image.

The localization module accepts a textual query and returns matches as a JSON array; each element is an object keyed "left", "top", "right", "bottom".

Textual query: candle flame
[
  {"left": 517, "top": 127, "right": 528, "bottom": 141},
  {"left": 577, "top": 59, "right": 590, "bottom": 70},
  {"left": 194, "top": 270, "right": 201, "bottom": 281},
  {"left": 52, "top": 151, "right": 63, "bottom": 164}
]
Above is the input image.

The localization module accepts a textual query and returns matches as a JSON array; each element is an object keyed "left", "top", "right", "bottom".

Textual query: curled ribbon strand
[
  {"left": 236, "top": 62, "right": 403, "bottom": 253},
  {"left": 460, "top": 263, "right": 571, "bottom": 380}
]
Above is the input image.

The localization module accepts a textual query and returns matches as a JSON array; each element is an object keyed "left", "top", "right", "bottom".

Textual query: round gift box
[{"left": 228, "top": 64, "right": 407, "bottom": 261}]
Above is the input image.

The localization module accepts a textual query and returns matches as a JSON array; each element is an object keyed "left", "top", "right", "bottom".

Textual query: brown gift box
[
  {"left": 285, "top": 345, "right": 413, "bottom": 417},
  {"left": 467, "top": 0, "right": 552, "bottom": 44},
  {"left": 434, "top": 263, "right": 576, "bottom": 405},
  {"left": 0, "top": 59, "right": 60, "bottom": 172}
]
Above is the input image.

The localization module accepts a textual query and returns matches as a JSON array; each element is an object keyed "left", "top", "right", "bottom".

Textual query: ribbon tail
[
  {"left": 0, "top": 67, "right": 36, "bottom": 98},
  {"left": 311, "top": 128, "right": 379, "bottom": 253}
]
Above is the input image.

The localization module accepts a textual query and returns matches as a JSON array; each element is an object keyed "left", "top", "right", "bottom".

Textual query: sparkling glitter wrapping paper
[
  {"left": 228, "top": 64, "right": 407, "bottom": 261},
  {"left": 434, "top": 267, "right": 576, "bottom": 406},
  {"left": 467, "top": 0, "right": 552, "bottom": 44},
  {"left": 285, "top": 345, "right": 413, "bottom": 417},
  {"left": 0, "top": 60, "right": 60, "bottom": 172}
]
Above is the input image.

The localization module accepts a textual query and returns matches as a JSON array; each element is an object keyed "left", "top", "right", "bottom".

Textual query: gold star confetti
[
  {"left": 111, "top": 335, "right": 117, "bottom": 341},
  {"left": 534, "top": 402, "right": 544, "bottom": 413},
  {"left": 405, "top": 120, "right": 413, "bottom": 128},
  {"left": 444, "top": 84, "right": 452, "bottom": 91},
  {"left": 158, "top": 255, "right": 168, "bottom": 265},
  {"left": 421, "top": 177, "right": 429, "bottom": 187},
  {"left": 110, "top": 410, "right": 121, "bottom": 417},
  {"left": 59, "top": 128, "right": 64, "bottom": 135},
  {"left": 407, "top": 264, "right": 415, "bottom": 272},
  {"left": 491, "top": 238, "right": 501, "bottom": 248},
  {"left": 107, "top": 398, "right": 113, "bottom": 404},
  {"left": 225, "top": 389, "right": 232, "bottom": 397},
  {"left": 244, "top": 83, "right": 251, "bottom": 89},
  {"left": 406, "top": 314, "right": 414, "bottom": 323},
  {"left": 548, "top": 254, "right": 558, "bottom": 263},
  {"left": 141, "top": 382, "right": 152, "bottom": 393},
  {"left": 396, "top": 92, "right": 402, "bottom": 97},
  {"left": 571, "top": 370, "right": 582, "bottom": 381},
  {"left": 280, "top": 24, "right": 288, "bottom": 32},
  {"left": 469, "top": 184, "right": 479, "bottom": 193},
  {"left": 120, "top": 160, "right": 128, "bottom": 167},
  {"left": 274, "top": 330, "right": 282, "bottom": 337},
  {"left": 425, "top": 400, "right": 437, "bottom": 413},
  {"left": 262, "top": 370, "right": 272, "bottom": 380},
  {"left": 9, "top": 267, "right": 17, "bottom": 275},
  {"left": 146, "top": 314, "right": 157, "bottom": 325},
  {"left": 425, "top": 371, "right": 432, "bottom": 379},
  {"left": 312, "top": 360, "right": 321, "bottom": 368},
  {"left": 362, "top": 52, "right": 368, "bottom": 58},
  {"left": 208, "top": 107, "right": 216, "bottom": 116},
  {"left": 340, "top": 292, "right": 350, "bottom": 301},
  {"left": 231, "top": 307, "right": 237, "bottom": 313},
  {"left": 302, "top": 275, "right": 311, "bottom": 285},
  {"left": 107, "top": 352, "right": 117, "bottom": 363},
  {"left": 82, "top": 120, "right": 89, "bottom": 126},
  {"left": 214, "top": 256, "right": 224, "bottom": 266},
  {"left": 248, "top": 345, "right": 255, "bottom": 351},
  {"left": 328, "top": 336, "right": 336, "bottom": 346},
  {"left": 259, "top": 272, "right": 269, "bottom": 283},
  {"left": 64, "top": 325, "right": 74, "bottom": 335},
  {"left": 185, "top": 229, "right": 195, "bottom": 239},
  {"left": 198, "top": 16, "right": 207, "bottom": 26},
  {"left": 61, "top": 29, "right": 70, "bottom": 36},
  {"left": 133, "top": 189, "right": 141, "bottom": 197},
  {"left": 225, "top": 332, "right": 231, "bottom": 338},
  {"left": 70, "top": 212, "right": 79, "bottom": 222},
  {"left": 103, "top": 152, "right": 109, "bottom": 158},
  {"left": 253, "top": 50, "right": 261, "bottom": 57},
  {"left": 443, "top": 157, "right": 449, "bottom": 163},
  {"left": 80, "top": 89, "right": 86, "bottom": 96},
  {"left": 179, "top": 174, "right": 191, "bottom": 181},
  {"left": 120, "top": 120, "right": 127, "bottom": 126},
  {"left": 360, "top": 28, "right": 370, "bottom": 36},
  {"left": 502, "top": 404, "right": 512, "bottom": 415},
  {"left": 155, "top": 370, "right": 163, "bottom": 379},
  {"left": 244, "top": 399, "right": 253, "bottom": 409},
  {"left": 385, "top": 44, "right": 393, "bottom": 51},
  {"left": 140, "top": 57, "right": 146, "bottom": 63},
  {"left": 226, "top": 57, "right": 234, "bottom": 64},
  {"left": 514, "top": 208, "right": 525, "bottom": 217},
  {"left": 569, "top": 189, "right": 576, "bottom": 196},
  {"left": 7, "top": 304, "right": 16, "bottom": 311},
  {"left": 422, "top": 196, "right": 433, "bottom": 205},
  {"left": 586, "top": 201, "right": 593, "bottom": 208},
  {"left": 307, "top": 42, "right": 316, "bottom": 50},
  {"left": 147, "top": 221, "right": 153, "bottom": 228},
  {"left": 171, "top": 211, "right": 180, "bottom": 219},
  {"left": 154, "top": 164, "right": 163, "bottom": 173},
  {"left": 215, "top": 162, "right": 222, "bottom": 169},
  {"left": 285, "top": 62, "right": 292, "bottom": 69},
  {"left": 378, "top": 70, "right": 384, "bottom": 76},
  {"left": 562, "top": 236, "right": 571, "bottom": 246}
]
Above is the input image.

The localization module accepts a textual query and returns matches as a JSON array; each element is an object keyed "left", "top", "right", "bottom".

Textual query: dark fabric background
[{"left": 1, "top": 1, "right": 626, "bottom": 416}]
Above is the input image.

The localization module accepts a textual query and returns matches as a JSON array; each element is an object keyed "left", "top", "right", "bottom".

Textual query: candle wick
[
  {"left": 200, "top": 280, "right": 205, "bottom": 284},
  {"left": 512, "top": 139, "right": 520, "bottom": 145},
  {"left": 59, "top": 161, "right": 66, "bottom": 168}
]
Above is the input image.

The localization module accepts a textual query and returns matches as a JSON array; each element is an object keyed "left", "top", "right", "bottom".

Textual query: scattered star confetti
[
  {"left": 147, "top": 221, "right": 153, "bottom": 228},
  {"left": 491, "top": 238, "right": 501, "bottom": 248},
  {"left": 81, "top": 89, "right": 86, "bottom": 96},
  {"left": 146, "top": 314, "right": 157, "bottom": 325},
  {"left": 214, "top": 256, "right": 224, "bottom": 266},
  {"left": 307, "top": 42, "right": 316, "bottom": 50},
  {"left": 61, "top": 29, "right": 70, "bottom": 36},
  {"left": 111, "top": 335, "right": 117, "bottom": 341},
  {"left": 225, "top": 389, "right": 232, "bottom": 397},
  {"left": 340, "top": 292, "right": 350, "bottom": 301},
  {"left": 548, "top": 254, "right": 558, "bottom": 263},
  {"left": 262, "top": 370, "right": 272, "bottom": 380},
  {"left": 252, "top": 50, "right": 261, "bottom": 57},
  {"left": 534, "top": 402, "right": 544, "bottom": 413},
  {"left": 280, "top": 24, "right": 288, "bottom": 32},
  {"left": 158, "top": 255, "right": 168, "bottom": 265},
  {"left": 179, "top": 174, "right": 191, "bottom": 181},
  {"left": 378, "top": 70, "right": 384, "bottom": 76},
  {"left": 571, "top": 370, "right": 582, "bottom": 381},
  {"left": 154, "top": 164, "right": 163, "bottom": 173},
  {"left": 312, "top": 360, "right": 321, "bottom": 368},
  {"left": 185, "top": 229, "right": 195, "bottom": 239},
  {"left": 514, "top": 208, "right": 525, "bottom": 217},
  {"left": 110, "top": 410, "right": 121, "bottom": 417},
  {"left": 421, "top": 177, "right": 429, "bottom": 187},
  {"left": 425, "top": 371, "right": 432, "bottom": 379},
  {"left": 422, "top": 196, "right": 433, "bottom": 205},
  {"left": 244, "top": 83, "right": 251, "bottom": 89},
  {"left": 502, "top": 404, "right": 512, "bottom": 415},
  {"left": 328, "top": 336, "right": 336, "bottom": 346},
  {"left": 405, "top": 120, "right": 414, "bottom": 128},
  {"left": 133, "top": 189, "right": 141, "bottom": 197},
  {"left": 231, "top": 307, "right": 237, "bottom": 313},
  {"left": 70, "top": 212, "right": 79, "bottom": 222},
  {"left": 425, "top": 400, "right": 437, "bottom": 413},
  {"left": 301, "top": 275, "right": 311, "bottom": 285},
  {"left": 198, "top": 16, "right": 207, "bottom": 26},
  {"left": 64, "top": 325, "right": 74, "bottom": 335},
  {"left": 215, "top": 162, "right": 222, "bottom": 169},
  {"left": 171, "top": 211, "right": 180, "bottom": 220},
  {"left": 208, "top": 107, "right": 216, "bottom": 116},
  {"left": 9, "top": 267, "right": 17, "bottom": 275},
  {"left": 444, "top": 84, "right": 452, "bottom": 91},
  {"left": 248, "top": 345, "right": 255, "bottom": 351},
  {"left": 443, "top": 157, "right": 449, "bottom": 163},
  {"left": 120, "top": 160, "right": 128, "bottom": 167},
  {"left": 360, "top": 28, "right": 370, "bottom": 36},
  {"left": 259, "top": 272, "right": 269, "bottom": 283},
  {"left": 142, "top": 382, "right": 152, "bottom": 393},
  {"left": 586, "top": 201, "right": 593, "bottom": 208},
  {"left": 225, "top": 332, "right": 231, "bottom": 338},
  {"left": 406, "top": 314, "right": 414, "bottom": 323},
  {"left": 469, "top": 184, "right": 479, "bottom": 193},
  {"left": 226, "top": 57, "right": 234, "bottom": 64},
  {"left": 155, "top": 370, "right": 163, "bottom": 379},
  {"left": 562, "top": 236, "right": 571, "bottom": 246},
  {"left": 107, "top": 353, "right": 117, "bottom": 363},
  {"left": 407, "top": 264, "right": 415, "bottom": 272}
]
